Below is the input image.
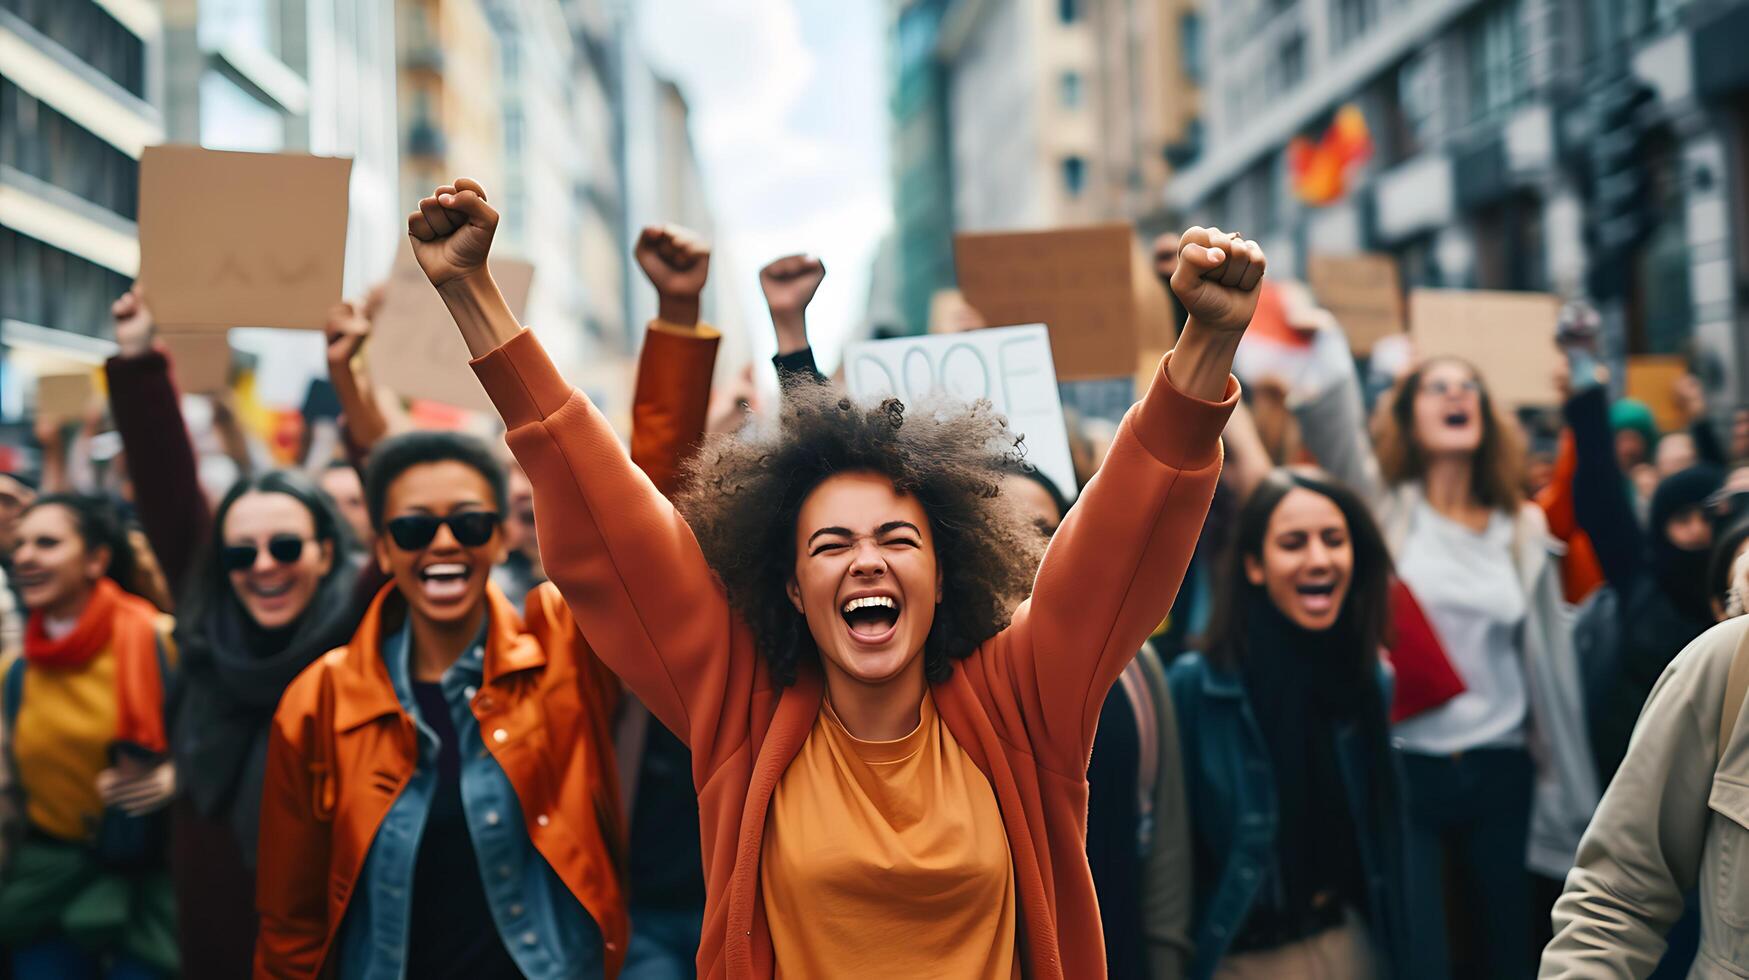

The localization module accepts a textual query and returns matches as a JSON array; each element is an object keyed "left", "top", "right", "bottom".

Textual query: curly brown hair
[
  {"left": 1373, "top": 357, "right": 1525, "bottom": 512},
  {"left": 675, "top": 379, "right": 1047, "bottom": 687}
]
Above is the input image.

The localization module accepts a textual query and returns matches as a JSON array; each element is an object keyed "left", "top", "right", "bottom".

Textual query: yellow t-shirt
[
  {"left": 761, "top": 690, "right": 1018, "bottom": 980},
  {"left": 11, "top": 648, "right": 118, "bottom": 842}
]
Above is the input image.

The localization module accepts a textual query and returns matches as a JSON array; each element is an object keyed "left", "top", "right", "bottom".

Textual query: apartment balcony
[{"left": 407, "top": 117, "right": 446, "bottom": 158}]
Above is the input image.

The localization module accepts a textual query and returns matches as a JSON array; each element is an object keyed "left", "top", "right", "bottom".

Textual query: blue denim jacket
[
  {"left": 1167, "top": 653, "right": 1408, "bottom": 980},
  {"left": 335, "top": 621, "right": 603, "bottom": 980}
]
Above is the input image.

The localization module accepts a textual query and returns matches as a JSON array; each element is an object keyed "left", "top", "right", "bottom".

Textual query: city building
[
  {"left": 1167, "top": 0, "right": 1749, "bottom": 401},
  {"left": 888, "top": 0, "right": 957, "bottom": 334},
  {"left": 0, "top": 0, "right": 164, "bottom": 410}
]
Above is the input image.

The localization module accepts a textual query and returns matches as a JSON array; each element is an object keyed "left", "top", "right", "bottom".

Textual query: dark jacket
[{"left": 1167, "top": 653, "right": 1408, "bottom": 979}]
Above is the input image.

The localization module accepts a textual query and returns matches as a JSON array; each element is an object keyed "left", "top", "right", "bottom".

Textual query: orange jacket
[
  {"left": 1537, "top": 429, "right": 1607, "bottom": 605},
  {"left": 473, "top": 327, "right": 1236, "bottom": 979},
  {"left": 255, "top": 322, "right": 721, "bottom": 979}
]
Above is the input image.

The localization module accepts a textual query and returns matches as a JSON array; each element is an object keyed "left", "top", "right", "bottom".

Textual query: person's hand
[
  {"left": 407, "top": 178, "right": 498, "bottom": 289},
  {"left": 96, "top": 759, "right": 176, "bottom": 817},
  {"left": 759, "top": 254, "right": 826, "bottom": 353},
  {"left": 32, "top": 413, "right": 61, "bottom": 451},
  {"left": 111, "top": 287, "right": 155, "bottom": 358},
  {"left": 1676, "top": 374, "right": 1707, "bottom": 423},
  {"left": 1169, "top": 227, "right": 1267, "bottom": 335},
  {"left": 325, "top": 298, "right": 373, "bottom": 367},
  {"left": 636, "top": 225, "right": 710, "bottom": 326}
]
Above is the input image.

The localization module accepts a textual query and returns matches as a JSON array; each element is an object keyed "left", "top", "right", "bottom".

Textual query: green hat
[{"left": 1610, "top": 398, "right": 1660, "bottom": 449}]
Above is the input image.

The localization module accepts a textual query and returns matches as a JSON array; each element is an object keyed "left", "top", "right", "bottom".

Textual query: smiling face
[
  {"left": 318, "top": 466, "right": 372, "bottom": 547},
  {"left": 223, "top": 491, "right": 334, "bottom": 631},
  {"left": 375, "top": 460, "right": 505, "bottom": 627},
  {"left": 13, "top": 504, "right": 107, "bottom": 620},
  {"left": 1411, "top": 360, "right": 1485, "bottom": 459},
  {"left": 1244, "top": 487, "right": 1354, "bottom": 632},
  {"left": 787, "top": 472, "right": 942, "bottom": 689}
]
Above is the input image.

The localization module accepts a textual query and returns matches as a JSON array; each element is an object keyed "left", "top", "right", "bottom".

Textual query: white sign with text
[{"left": 844, "top": 324, "right": 1077, "bottom": 501}]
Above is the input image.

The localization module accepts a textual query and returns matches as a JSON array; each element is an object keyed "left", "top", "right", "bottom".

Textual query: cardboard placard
[
  {"left": 160, "top": 331, "right": 235, "bottom": 394},
  {"left": 367, "top": 241, "right": 536, "bottom": 412},
  {"left": 138, "top": 146, "right": 352, "bottom": 330},
  {"left": 1306, "top": 253, "right": 1403, "bottom": 355},
  {"left": 954, "top": 224, "right": 1167, "bottom": 381},
  {"left": 1408, "top": 289, "right": 1562, "bottom": 408},
  {"left": 1625, "top": 355, "right": 1689, "bottom": 432},
  {"left": 35, "top": 373, "right": 95, "bottom": 420},
  {"left": 844, "top": 325, "right": 1077, "bottom": 499}
]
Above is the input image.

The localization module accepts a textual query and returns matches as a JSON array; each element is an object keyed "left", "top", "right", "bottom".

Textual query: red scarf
[{"left": 23, "top": 577, "right": 169, "bottom": 754}]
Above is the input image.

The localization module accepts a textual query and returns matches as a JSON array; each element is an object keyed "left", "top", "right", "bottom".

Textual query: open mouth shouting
[
  {"left": 1293, "top": 580, "right": 1339, "bottom": 616},
  {"left": 841, "top": 592, "right": 901, "bottom": 646},
  {"left": 1442, "top": 410, "right": 1472, "bottom": 428},
  {"left": 419, "top": 562, "right": 476, "bottom": 605}
]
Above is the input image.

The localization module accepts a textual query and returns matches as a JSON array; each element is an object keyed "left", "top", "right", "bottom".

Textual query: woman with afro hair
[{"left": 407, "top": 177, "right": 1266, "bottom": 980}]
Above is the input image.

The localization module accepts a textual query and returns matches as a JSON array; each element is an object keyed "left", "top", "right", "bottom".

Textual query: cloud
[{"left": 637, "top": 0, "right": 892, "bottom": 372}]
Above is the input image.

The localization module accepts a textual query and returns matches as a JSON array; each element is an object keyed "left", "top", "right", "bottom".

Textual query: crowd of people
[{"left": 0, "top": 175, "right": 1745, "bottom": 980}]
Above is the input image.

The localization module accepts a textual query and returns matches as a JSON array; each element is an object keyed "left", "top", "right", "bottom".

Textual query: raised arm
[
  {"left": 759, "top": 254, "right": 828, "bottom": 385},
  {"left": 1565, "top": 378, "right": 1649, "bottom": 593},
  {"left": 104, "top": 287, "right": 211, "bottom": 590},
  {"left": 981, "top": 227, "right": 1252, "bottom": 768},
  {"left": 1288, "top": 323, "right": 1389, "bottom": 511},
  {"left": 409, "top": 181, "right": 748, "bottom": 754},
  {"left": 631, "top": 228, "right": 721, "bottom": 497},
  {"left": 324, "top": 289, "right": 396, "bottom": 463}
]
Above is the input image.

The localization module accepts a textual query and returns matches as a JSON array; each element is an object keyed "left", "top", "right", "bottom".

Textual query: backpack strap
[
  {"left": 1719, "top": 623, "right": 1749, "bottom": 766},
  {"left": 2, "top": 657, "right": 22, "bottom": 740}
]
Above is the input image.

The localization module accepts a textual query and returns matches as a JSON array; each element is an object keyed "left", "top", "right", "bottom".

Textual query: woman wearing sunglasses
[
  {"left": 256, "top": 431, "right": 628, "bottom": 980},
  {"left": 100, "top": 288, "right": 381, "bottom": 979}
]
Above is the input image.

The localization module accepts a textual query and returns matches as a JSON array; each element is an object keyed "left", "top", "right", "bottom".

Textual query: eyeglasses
[
  {"left": 221, "top": 535, "right": 313, "bottom": 573},
  {"left": 385, "top": 511, "right": 500, "bottom": 551},
  {"left": 1420, "top": 379, "right": 1480, "bottom": 398}
]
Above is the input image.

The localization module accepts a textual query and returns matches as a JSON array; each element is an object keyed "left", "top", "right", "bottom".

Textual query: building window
[
  {"left": 1268, "top": 35, "right": 1306, "bottom": 95},
  {"left": 0, "top": 0, "right": 146, "bottom": 97},
  {"left": 199, "top": 71, "right": 285, "bottom": 152},
  {"left": 1333, "top": 0, "right": 1378, "bottom": 49},
  {"left": 0, "top": 227, "right": 132, "bottom": 339},
  {"left": 0, "top": 81, "right": 139, "bottom": 218},
  {"left": 1060, "top": 71, "right": 1083, "bottom": 108},
  {"left": 1468, "top": 0, "right": 1528, "bottom": 123},
  {"left": 1181, "top": 13, "right": 1204, "bottom": 84},
  {"left": 1062, "top": 156, "right": 1087, "bottom": 195},
  {"left": 1058, "top": 0, "right": 1081, "bottom": 23}
]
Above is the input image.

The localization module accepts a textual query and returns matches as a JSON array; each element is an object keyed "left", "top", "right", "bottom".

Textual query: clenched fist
[
  {"left": 1169, "top": 227, "right": 1267, "bottom": 335},
  {"left": 637, "top": 225, "right": 710, "bottom": 326},
  {"left": 112, "top": 287, "right": 155, "bottom": 359},
  {"left": 408, "top": 178, "right": 498, "bottom": 288},
  {"left": 759, "top": 253, "right": 825, "bottom": 353}
]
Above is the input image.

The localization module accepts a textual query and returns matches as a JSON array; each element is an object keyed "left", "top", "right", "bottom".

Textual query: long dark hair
[
  {"left": 21, "top": 494, "right": 142, "bottom": 600},
  {"left": 179, "top": 470, "right": 356, "bottom": 628},
  {"left": 1204, "top": 469, "right": 1394, "bottom": 671}
]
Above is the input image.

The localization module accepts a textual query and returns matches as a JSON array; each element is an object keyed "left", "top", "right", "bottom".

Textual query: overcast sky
[{"left": 638, "top": 0, "right": 892, "bottom": 372}]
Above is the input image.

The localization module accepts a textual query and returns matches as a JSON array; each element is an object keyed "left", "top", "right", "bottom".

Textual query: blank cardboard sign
[
  {"left": 1307, "top": 253, "right": 1403, "bottom": 355},
  {"left": 138, "top": 146, "right": 352, "bottom": 330},
  {"left": 160, "top": 331, "right": 235, "bottom": 394},
  {"left": 368, "top": 240, "right": 535, "bottom": 412},
  {"left": 1409, "top": 289, "right": 1562, "bottom": 409},
  {"left": 1625, "top": 355, "right": 1689, "bottom": 432},
  {"left": 36, "top": 373, "right": 95, "bottom": 420},
  {"left": 844, "top": 324, "right": 1077, "bottom": 500},
  {"left": 955, "top": 225, "right": 1162, "bottom": 381}
]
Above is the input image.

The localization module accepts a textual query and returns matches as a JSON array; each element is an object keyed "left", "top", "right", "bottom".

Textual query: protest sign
[
  {"left": 367, "top": 241, "right": 535, "bottom": 412},
  {"left": 1408, "top": 289, "right": 1562, "bottom": 409},
  {"left": 35, "top": 373, "right": 95, "bottom": 420},
  {"left": 139, "top": 146, "right": 351, "bottom": 330},
  {"left": 1625, "top": 355, "right": 1689, "bottom": 432},
  {"left": 955, "top": 224, "right": 1167, "bottom": 381},
  {"left": 844, "top": 325, "right": 1077, "bottom": 500},
  {"left": 1306, "top": 253, "right": 1403, "bottom": 355},
  {"left": 160, "top": 331, "right": 235, "bottom": 394}
]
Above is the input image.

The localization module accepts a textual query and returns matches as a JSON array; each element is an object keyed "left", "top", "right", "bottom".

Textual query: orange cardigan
[
  {"left": 1536, "top": 430, "right": 1607, "bottom": 605},
  {"left": 473, "top": 327, "right": 1236, "bottom": 979}
]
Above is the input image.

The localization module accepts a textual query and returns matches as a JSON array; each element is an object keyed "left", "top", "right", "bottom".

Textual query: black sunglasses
[
  {"left": 221, "top": 535, "right": 312, "bottom": 573},
  {"left": 385, "top": 511, "right": 500, "bottom": 551}
]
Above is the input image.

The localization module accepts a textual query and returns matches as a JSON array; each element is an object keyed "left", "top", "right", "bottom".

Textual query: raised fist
[
  {"left": 112, "top": 287, "right": 154, "bottom": 358},
  {"left": 1168, "top": 227, "right": 1267, "bottom": 335},
  {"left": 325, "top": 294, "right": 374, "bottom": 367},
  {"left": 636, "top": 225, "right": 711, "bottom": 326},
  {"left": 407, "top": 178, "right": 498, "bottom": 288},
  {"left": 759, "top": 254, "right": 826, "bottom": 319}
]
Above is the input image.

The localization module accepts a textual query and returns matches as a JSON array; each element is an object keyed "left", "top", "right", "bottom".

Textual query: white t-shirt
[{"left": 1393, "top": 500, "right": 1530, "bottom": 756}]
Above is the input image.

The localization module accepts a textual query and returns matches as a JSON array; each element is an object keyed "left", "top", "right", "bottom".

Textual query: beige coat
[{"left": 1542, "top": 616, "right": 1749, "bottom": 978}]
